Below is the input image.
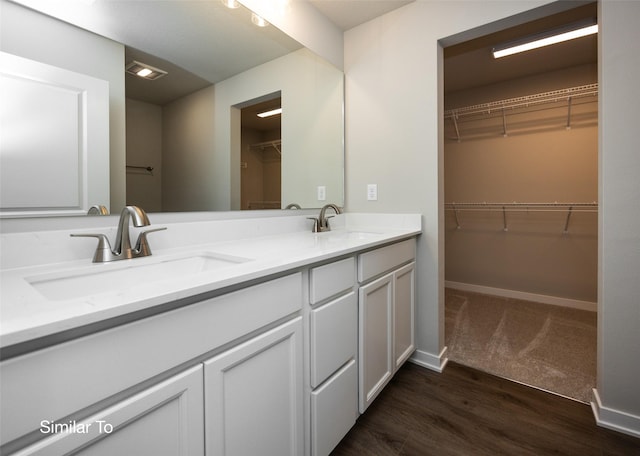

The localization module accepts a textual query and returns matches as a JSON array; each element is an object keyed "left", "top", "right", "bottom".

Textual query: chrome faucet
[
  {"left": 309, "top": 203, "right": 342, "bottom": 232},
  {"left": 71, "top": 206, "right": 166, "bottom": 262}
]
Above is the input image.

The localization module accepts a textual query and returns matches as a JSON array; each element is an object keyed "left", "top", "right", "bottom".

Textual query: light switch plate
[
  {"left": 317, "top": 186, "right": 326, "bottom": 201},
  {"left": 367, "top": 184, "right": 378, "bottom": 201}
]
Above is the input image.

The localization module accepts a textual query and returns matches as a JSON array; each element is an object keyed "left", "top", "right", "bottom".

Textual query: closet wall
[
  {"left": 241, "top": 128, "right": 282, "bottom": 210},
  {"left": 444, "top": 64, "right": 598, "bottom": 305}
]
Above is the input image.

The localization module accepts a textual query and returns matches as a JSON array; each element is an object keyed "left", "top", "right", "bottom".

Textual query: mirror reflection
[{"left": 1, "top": 0, "right": 344, "bottom": 217}]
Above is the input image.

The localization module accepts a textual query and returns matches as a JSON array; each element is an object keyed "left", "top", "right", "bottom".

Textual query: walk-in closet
[{"left": 443, "top": 3, "right": 598, "bottom": 402}]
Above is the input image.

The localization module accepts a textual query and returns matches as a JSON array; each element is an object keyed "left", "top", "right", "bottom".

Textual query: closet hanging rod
[
  {"left": 126, "top": 165, "right": 154, "bottom": 175},
  {"left": 444, "top": 83, "right": 598, "bottom": 119}
]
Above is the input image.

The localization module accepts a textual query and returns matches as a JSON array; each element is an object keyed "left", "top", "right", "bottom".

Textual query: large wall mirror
[{"left": 1, "top": 0, "right": 344, "bottom": 217}]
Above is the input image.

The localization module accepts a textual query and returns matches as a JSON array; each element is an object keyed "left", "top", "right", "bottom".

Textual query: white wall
[
  {"left": 345, "top": 0, "right": 640, "bottom": 437},
  {"left": 0, "top": 0, "right": 126, "bottom": 213},
  {"left": 216, "top": 48, "right": 344, "bottom": 210},
  {"left": 594, "top": 0, "right": 640, "bottom": 437}
]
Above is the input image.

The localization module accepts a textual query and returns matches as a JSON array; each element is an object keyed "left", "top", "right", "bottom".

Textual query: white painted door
[
  {"left": 0, "top": 52, "right": 110, "bottom": 217},
  {"left": 203, "top": 317, "right": 303, "bottom": 456}
]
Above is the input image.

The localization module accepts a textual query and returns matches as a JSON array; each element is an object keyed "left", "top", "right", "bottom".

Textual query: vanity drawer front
[
  {"left": 311, "top": 359, "right": 358, "bottom": 456},
  {"left": 0, "top": 273, "right": 302, "bottom": 445},
  {"left": 358, "top": 239, "right": 416, "bottom": 283},
  {"left": 310, "top": 292, "right": 357, "bottom": 388},
  {"left": 309, "top": 257, "right": 355, "bottom": 304}
]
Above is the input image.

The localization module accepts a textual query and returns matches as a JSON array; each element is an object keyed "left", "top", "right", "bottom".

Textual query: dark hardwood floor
[{"left": 331, "top": 362, "right": 640, "bottom": 456}]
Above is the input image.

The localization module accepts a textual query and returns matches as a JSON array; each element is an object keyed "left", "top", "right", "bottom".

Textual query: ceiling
[
  {"left": 308, "top": 0, "right": 414, "bottom": 30},
  {"left": 443, "top": 2, "right": 598, "bottom": 94}
]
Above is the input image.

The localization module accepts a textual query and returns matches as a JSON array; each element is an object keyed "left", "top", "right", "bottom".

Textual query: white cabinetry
[
  {"left": 204, "top": 317, "right": 303, "bottom": 456},
  {"left": 358, "top": 239, "right": 416, "bottom": 413},
  {"left": 308, "top": 258, "right": 358, "bottom": 456},
  {"left": 1, "top": 274, "right": 302, "bottom": 455},
  {"left": 14, "top": 365, "right": 204, "bottom": 456}
]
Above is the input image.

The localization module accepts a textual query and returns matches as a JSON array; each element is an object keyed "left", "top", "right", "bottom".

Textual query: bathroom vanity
[{"left": 0, "top": 213, "right": 420, "bottom": 455}]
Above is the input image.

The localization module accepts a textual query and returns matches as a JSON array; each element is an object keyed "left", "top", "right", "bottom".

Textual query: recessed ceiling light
[
  {"left": 251, "top": 12, "right": 269, "bottom": 27},
  {"left": 221, "top": 0, "right": 240, "bottom": 9},
  {"left": 493, "top": 21, "right": 598, "bottom": 59},
  {"left": 257, "top": 108, "right": 282, "bottom": 118}
]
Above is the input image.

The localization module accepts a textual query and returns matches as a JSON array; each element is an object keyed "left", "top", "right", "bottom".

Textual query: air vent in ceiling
[{"left": 125, "top": 61, "right": 168, "bottom": 80}]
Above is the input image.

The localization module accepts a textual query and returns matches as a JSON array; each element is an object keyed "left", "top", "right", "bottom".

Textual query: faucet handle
[
  {"left": 134, "top": 227, "right": 167, "bottom": 257},
  {"left": 307, "top": 217, "right": 320, "bottom": 233},
  {"left": 70, "top": 233, "right": 114, "bottom": 263}
]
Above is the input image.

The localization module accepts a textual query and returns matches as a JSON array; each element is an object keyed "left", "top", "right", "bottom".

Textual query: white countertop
[{"left": 1, "top": 213, "right": 421, "bottom": 347}]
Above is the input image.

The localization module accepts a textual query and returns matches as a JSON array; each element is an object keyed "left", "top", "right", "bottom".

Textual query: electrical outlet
[
  {"left": 367, "top": 184, "right": 378, "bottom": 201},
  {"left": 317, "top": 186, "right": 326, "bottom": 201}
]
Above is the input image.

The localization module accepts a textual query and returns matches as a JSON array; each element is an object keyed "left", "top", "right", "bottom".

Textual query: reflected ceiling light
[
  {"left": 221, "top": 0, "right": 240, "bottom": 8},
  {"left": 492, "top": 21, "right": 598, "bottom": 59},
  {"left": 125, "top": 61, "right": 168, "bottom": 80},
  {"left": 251, "top": 12, "right": 269, "bottom": 27},
  {"left": 257, "top": 108, "right": 282, "bottom": 118}
]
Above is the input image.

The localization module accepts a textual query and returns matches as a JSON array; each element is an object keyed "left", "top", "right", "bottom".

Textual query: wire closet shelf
[
  {"left": 444, "top": 202, "right": 598, "bottom": 233},
  {"left": 444, "top": 83, "right": 598, "bottom": 141}
]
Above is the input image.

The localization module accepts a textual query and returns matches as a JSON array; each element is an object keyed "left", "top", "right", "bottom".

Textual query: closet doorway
[
  {"left": 239, "top": 95, "right": 282, "bottom": 210},
  {"left": 443, "top": 3, "right": 598, "bottom": 403}
]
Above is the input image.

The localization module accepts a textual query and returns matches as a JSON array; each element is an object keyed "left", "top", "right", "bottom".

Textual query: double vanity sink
[
  {"left": 0, "top": 213, "right": 416, "bottom": 348},
  {"left": 0, "top": 212, "right": 421, "bottom": 455}
]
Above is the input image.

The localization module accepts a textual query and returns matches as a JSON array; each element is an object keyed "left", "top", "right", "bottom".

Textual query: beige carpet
[{"left": 445, "top": 288, "right": 597, "bottom": 403}]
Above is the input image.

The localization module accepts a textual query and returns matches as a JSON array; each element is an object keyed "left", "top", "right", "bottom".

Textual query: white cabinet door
[
  {"left": 358, "top": 273, "right": 393, "bottom": 413},
  {"left": 394, "top": 262, "right": 416, "bottom": 369},
  {"left": 14, "top": 365, "right": 204, "bottom": 456},
  {"left": 204, "top": 318, "right": 303, "bottom": 456}
]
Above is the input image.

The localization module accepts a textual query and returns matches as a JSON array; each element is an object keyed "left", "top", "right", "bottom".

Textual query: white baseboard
[
  {"left": 409, "top": 347, "right": 449, "bottom": 373},
  {"left": 445, "top": 281, "right": 597, "bottom": 312},
  {"left": 591, "top": 388, "right": 640, "bottom": 438}
]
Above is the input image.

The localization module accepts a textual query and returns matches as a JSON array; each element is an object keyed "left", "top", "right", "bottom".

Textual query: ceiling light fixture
[
  {"left": 257, "top": 108, "right": 282, "bottom": 118},
  {"left": 492, "top": 20, "right": 598, "bottom": 59},
  {"left": 251, "top": 12, "right": 269, "bottom": 27},
  {"left": 221, "top": 0, "right": 240, "bottom": 8},
  {"left": 125, "top": 61, "right": 168, "bottom": 80}
]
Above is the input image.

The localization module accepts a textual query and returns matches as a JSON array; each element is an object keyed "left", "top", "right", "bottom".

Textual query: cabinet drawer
[
  {"left": 1, "top": 273, "right": 302, "bottom": 445},
  {"left": 309, "top": 257, "right": 355, "bottom": 304},
  {"left": 309, "top": 292, "right": 357, "bottom": 388},
  {"left": 358, "top": 239, "right": 415, "bottom": 283},
  {"left": 311, "top": 359, "right": 358, "bottom": 456}
]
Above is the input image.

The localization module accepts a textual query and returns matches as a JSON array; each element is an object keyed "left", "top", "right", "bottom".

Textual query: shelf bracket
[
  {"left": 566, "top": 96, "right": 573, "bottom": 130},
  {"left": 502, "top": 206, "right": 508, "bottom": 231},
  {"left": 451, "top": 113, "right": 461, "bottom": 142},
  {"left": 501, "top": 107, "right": 508, "bottom": 137},
  {"left": 563, "top": 206, "right": 573, "bottom": 234},
  {"left": 452, "top": 203, "right": 461, "bottom": 229}
]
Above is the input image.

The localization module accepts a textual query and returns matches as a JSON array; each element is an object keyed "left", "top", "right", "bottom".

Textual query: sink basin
[{"left": 26, "top": 252, "right": 252, "bottom": 301}]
